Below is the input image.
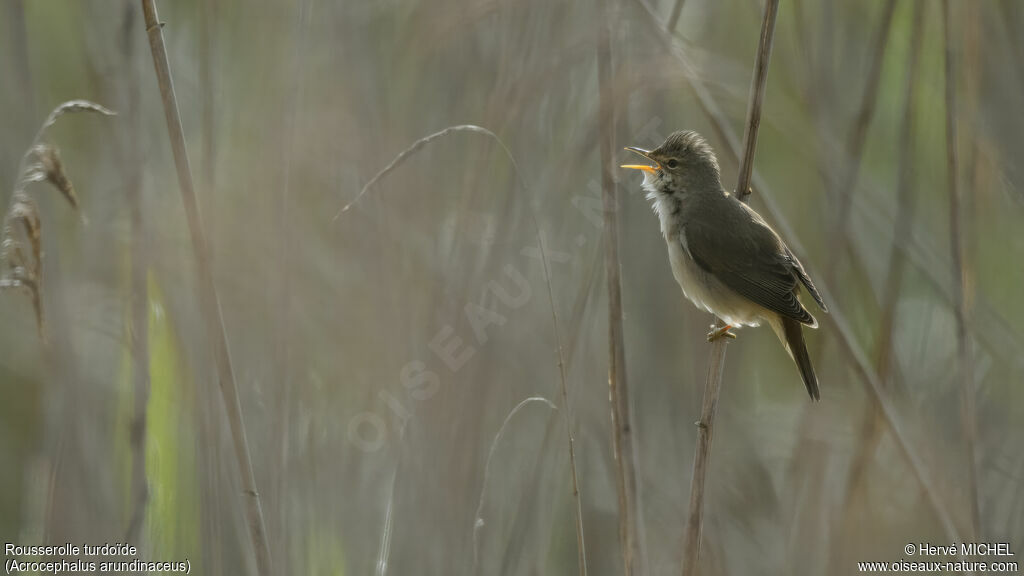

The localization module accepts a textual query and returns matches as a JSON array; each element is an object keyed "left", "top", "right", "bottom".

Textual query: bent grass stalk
[
  {"left": 333, "top": 125, "right": 525, "bottom": 220},
  {"left": 472, "top": 396, "right": 557, "bottom": 574},
  {"left": 335, "top": 124, "right": 587, "bottom": 576}
]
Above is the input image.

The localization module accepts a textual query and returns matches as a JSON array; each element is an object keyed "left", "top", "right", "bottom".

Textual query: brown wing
[{"left": 683, "top": 197, "right": 817, "bottom": 326}]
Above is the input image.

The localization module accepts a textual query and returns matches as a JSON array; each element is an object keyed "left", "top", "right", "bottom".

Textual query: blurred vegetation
[{"left": 1, "top": 1, "right": 1022, "bottom": 575}]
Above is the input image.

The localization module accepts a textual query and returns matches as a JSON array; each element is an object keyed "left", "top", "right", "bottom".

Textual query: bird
[{"left": 622, "top": 130, "right": 828, "bottom": 400}]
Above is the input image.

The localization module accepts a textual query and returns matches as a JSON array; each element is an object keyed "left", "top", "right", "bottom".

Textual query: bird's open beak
[{"left": 621, "top": 147, "right": 659, "bottom": 173}]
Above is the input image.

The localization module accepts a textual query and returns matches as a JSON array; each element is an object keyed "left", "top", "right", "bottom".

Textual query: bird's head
[{"left": 622, "top": 130, "right": 722, "bottom": 199}]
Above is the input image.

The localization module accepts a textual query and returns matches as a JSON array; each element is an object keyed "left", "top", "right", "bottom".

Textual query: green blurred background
[{"left": 1, "top": 1, "right": 1022, "bottom": 574}]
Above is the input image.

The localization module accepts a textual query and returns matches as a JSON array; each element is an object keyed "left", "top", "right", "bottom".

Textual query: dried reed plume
[{"left": 1, "top": 100, "right": 114, "bottom": 340}]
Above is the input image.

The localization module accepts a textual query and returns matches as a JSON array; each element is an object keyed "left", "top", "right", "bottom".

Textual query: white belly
[{"left": 665, "top": 234, "right": 764, "bottom": 328}]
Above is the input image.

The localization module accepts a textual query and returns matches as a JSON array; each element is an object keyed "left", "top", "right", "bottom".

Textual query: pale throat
[{"left": 640, "top": 170, "right": 682, "bottom": 238}]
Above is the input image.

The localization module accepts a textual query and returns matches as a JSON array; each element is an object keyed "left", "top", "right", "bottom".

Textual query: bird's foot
[{"left": 706, "top": 323, "right": 737, "bottom": 342}]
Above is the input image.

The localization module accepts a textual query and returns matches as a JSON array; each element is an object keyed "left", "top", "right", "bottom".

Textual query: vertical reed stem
[
  {"left": 631, "top": 0, "right": 962, "bottom": 550},
  {"left": 681, "top": 2, "right": 779, "bottom": 574},
  {"left": 597, "top": 0, "right": 640, "bottom": 573},
  {"left": 140, "top": 2, "right": 272, "bottom": 574},
  {"left": 271, "top": 2, "right": 311, "bottom": 573},
  {"left": 119, "top": 4, "right": 151, "bottom": 553},
  {"left": 825, "top": 0, "right": 897, "bottom": 289},
  {"left": 541, "top": 230, "right": 589, "bottom": 576},
  {"left": 830, "top": 6, "right": 925, "bottom": 568},
  {"left": 667, "top": 0, "right": 687, "bottom": 32},
  {"left": 942, "top": 0, "right": 981, "bottom": 543}
]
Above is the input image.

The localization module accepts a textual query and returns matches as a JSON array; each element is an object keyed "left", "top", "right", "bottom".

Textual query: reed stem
[
  {"left": 597, "top": 0, "right": 640, "bottom": 573},
  {"left": 682, "top": 2, "right": 779, "bottom": 574},
  {"left": 140, "top": 2, "right": 272, "bottom": 574}
]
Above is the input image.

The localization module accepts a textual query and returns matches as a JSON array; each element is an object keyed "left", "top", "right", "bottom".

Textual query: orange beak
[{"left": 621, "top": 146, "right": 659, "bottom": 173}]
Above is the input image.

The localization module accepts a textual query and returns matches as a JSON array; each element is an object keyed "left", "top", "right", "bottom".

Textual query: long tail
[{"left": 777, "top": 316, "right": 820, "bottom": 401}]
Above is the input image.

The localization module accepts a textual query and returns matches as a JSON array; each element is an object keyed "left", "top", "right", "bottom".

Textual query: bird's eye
[{"left": 666, "top": 159, "right": 679, "bottom": 169}]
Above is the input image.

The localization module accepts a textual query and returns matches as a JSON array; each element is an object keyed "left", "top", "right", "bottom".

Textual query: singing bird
[{"left": 622, "top": 130, "right": 828, "bottom": 400}]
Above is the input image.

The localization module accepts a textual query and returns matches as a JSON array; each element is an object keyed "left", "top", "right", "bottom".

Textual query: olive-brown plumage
[{"left": 623, "top": 130, "right": 828, "bottom": 400}]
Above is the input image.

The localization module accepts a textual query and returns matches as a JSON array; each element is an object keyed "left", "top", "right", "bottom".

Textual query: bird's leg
[{"left": 706, "top": 323, "right": 737, "bottom": 342}]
